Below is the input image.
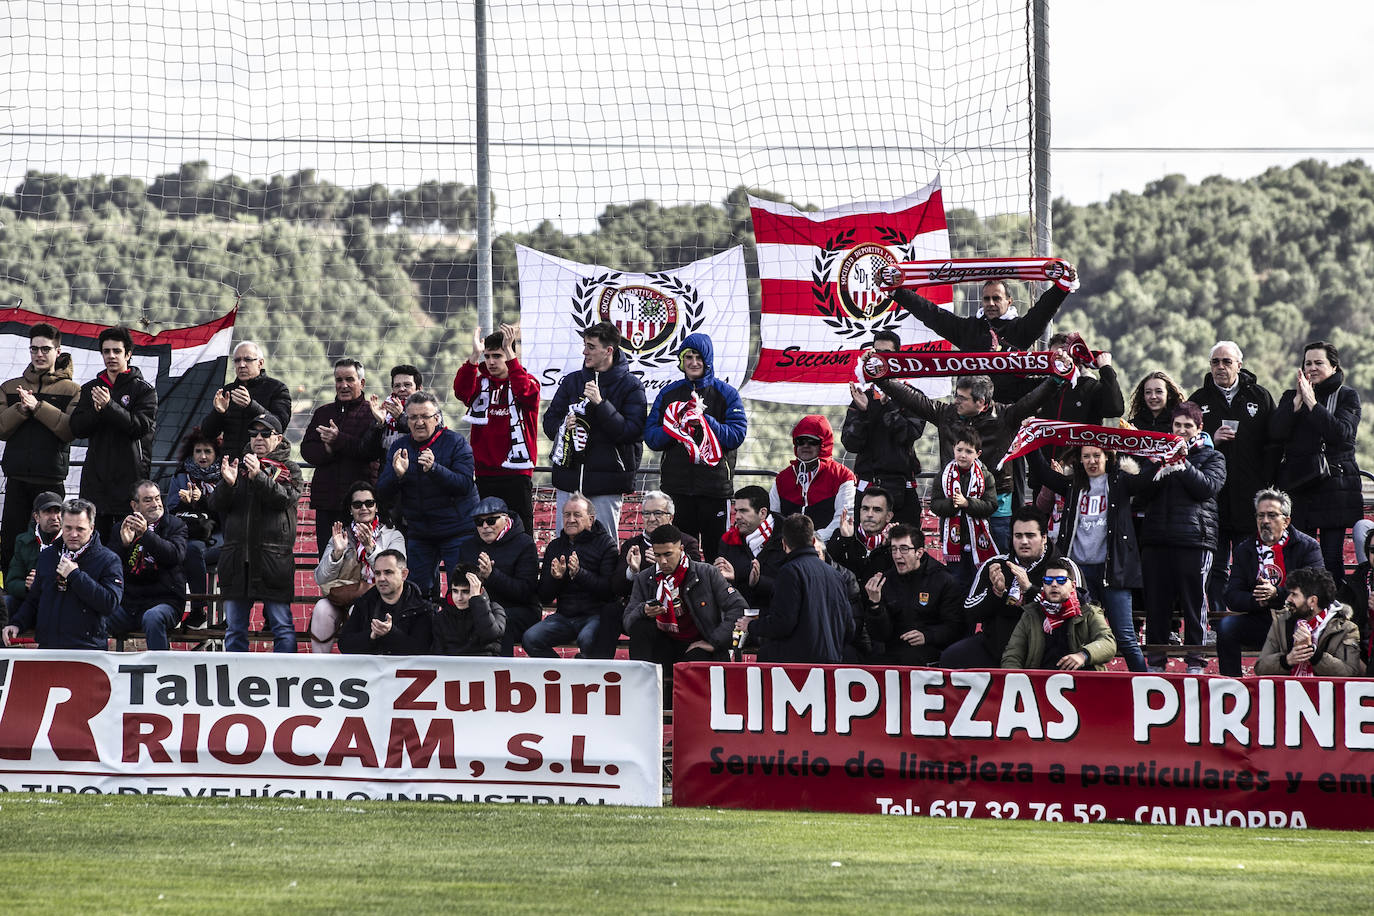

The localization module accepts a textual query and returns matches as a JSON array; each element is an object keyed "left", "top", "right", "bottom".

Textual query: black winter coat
[
  {"left": 201, "top": 373, "right": 293, "bottom": 458},
  {"left": 69, "top": 367, "right": 157, "bottom": 514},
  {"left": 10, "top": 532, "right": 123, "bottom": 649},
  {"left": 751, "top": 547, "right": 854, "bottom": 664},
  {"left": 431, "top": 593, "right": 505, "bottom": 656},
  {"left": 1271, "top": 370, "right": 1363, "bottom": 530},
  {"left": 1189, "top": 369, "right": 1278, "bottom": 532},
  {"left": 1130, "top": 442, "right": 1226, "bottom": 551},
  {"left": 1028, "top": 450, "right": 1143, "bottom": 590},
  {"left": 892, "top": 286, "right": 1068, "bottom": 352},
  {"left": 612, "top": 530, "right": 702, "bottom": 599},
  {"left": 717, "top": 529, "right": 785, "bottom": 610},
  {"left": 826, "top": 533, "right": 893, "bottom": 587},
  {"left": 866, "top": 552, "right": 962, "bottom": 665},
  {"left": 840, "top": 388, "right": 925, "bottom": 485},
  {"left": 211, "top": 441, "right": 304, "bottom": 603},
  {"left": 458, "top": 517, "right": 540, "bottom": 618},
  {"left": 1038, "top": 366, "right": 1125, "bottom": 425},
  {"left": 339, "top": 581, "right": 435, "bottom": 655},
  {"left": 1224, "top": 529, "right": 1324, "bottom": 618},
  {"left": 623, "top": 559, "right": 747, "bottom": 650},
  {"left": 115, "top": 513, "right": 189, "bottom": 612},
  {"left": 538, "top": 520, "right": 619, "bottom": 619},
  {"left": 299, "top": 396, "right": 381, "bottom": 509},
  {"left": 542, "top": 350, "right": 647, "bottom": 496}
]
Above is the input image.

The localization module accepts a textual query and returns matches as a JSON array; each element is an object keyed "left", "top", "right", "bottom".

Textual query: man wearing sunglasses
[
  {"left": 0, "top": 322, "right": 80, "bottom": 571},
  {"left": 1001, "top": 560, "right": 1117, "bottom": 671},
  {"left": 201, "top": 341, "right": 292, "bottom": 458},
  {"left": 301, "top": 358, "right": 380, "bottom": 553},
  {"left": 459, "top": 496, "right": 540, "bottom": 656}
]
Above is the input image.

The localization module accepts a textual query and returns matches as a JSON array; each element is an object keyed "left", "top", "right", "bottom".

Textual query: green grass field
[{"left": 3, "top": 794, "right": 1373, "bottom": 913}]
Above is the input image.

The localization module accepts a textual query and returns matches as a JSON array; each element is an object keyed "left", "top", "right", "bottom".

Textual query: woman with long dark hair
[
  {"left": 1271, "top": 340, "right": 1363, "bottom": 583},
  {"left": 1127, "top": 370, "right": 1185, "bottom": 434}
]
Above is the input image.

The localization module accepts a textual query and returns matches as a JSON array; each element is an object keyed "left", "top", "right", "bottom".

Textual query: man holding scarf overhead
[
  {"left": 644, "top": 333, "right": 748, "bottom": 560},
  {"left": 453, "top": 324, "right": 540, "bottom": 535}
]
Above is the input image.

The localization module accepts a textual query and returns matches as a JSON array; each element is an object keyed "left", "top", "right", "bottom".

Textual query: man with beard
[
  {"left": 69, "top": 327, "right": 158, "bottom": 545},
  {"left": 0, "top": 322, "right": 79, "bottom": 570},
  {"left": 338, "top": 549, "right": 435, "bottom": 655},
  {"left": 3, "top": 498, "right": 122, "bottom": 649},
  {"left": 106, "top": 481, "right": 189, "bottom": 650},
  {"left": 212, "top": 413, "right": 304, "bottom": 654},
  {"left": 301, "top": 358, "right": 381, "bottom": 553},
  {"left": 1001, "top": 560, "right": 1117, "bottom": 671},
  {"left": 523, "top": 493, "right": 619, "bottom": 659},
  {"left": 1255, "top": 566, "right": 1363, "bottom": 677},
  {"left": 939, "top": 506, "right": 1062, "bottom": 668},
  {"left": 1189, "top": 340, "right": 1278, "bottom": 615},
  {"left": 459, "top": 496, "right": 540, "bottom": 656},
  {"left": 827, "top": 486, "right": 897, "bottom": 585},
  {"left": 715, "top": 485, "right": 785, "bottom": 613},
  {"left": 202, "top": 341, "right": 292, "bottom": 458},
  {"left": 4, "top": 491, "right": 64, "bottom": 622},
  {"left": 863, "top": 524, "right": 962, "bottom": 665},
  {"left": 1216, "top": 488, "right": 1323, "bottom": 676}
]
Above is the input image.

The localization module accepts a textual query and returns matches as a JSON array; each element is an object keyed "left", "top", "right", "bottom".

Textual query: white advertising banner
[{"left": 0, "top": 652, "right": 662, "bottom": 806}]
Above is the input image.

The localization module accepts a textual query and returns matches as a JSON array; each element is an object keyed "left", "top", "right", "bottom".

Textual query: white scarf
[{"left": 746, "top": 513, "right": 774, "bottom": 556}]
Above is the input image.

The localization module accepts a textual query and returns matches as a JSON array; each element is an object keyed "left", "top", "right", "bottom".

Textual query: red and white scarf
[
  {"left": 466, "top": 375, "right": 534, "bottom": 470},
  {"left": 1039, "top": 588, "right": 1083, "bottom": 634},
  {"left": 861, "top": 349, "right": 1074, "bottom": 383},
  {"left": 352, "top": 518, "right": 382, "bottom": 583},
  {"left": 878, "top": 257, "right": 1079, "bottom": 293},
  {"left": 861, "top": 523, "right": 892, "bottom": 555},
  {"left": 654, "top": 553, "right": 691, "bottom": 634},
  {"left": 1001, "top": 420, "right": 1187, "bottom": 474},
  {"left": 1257, "top": 531, "right": 1290, "bottom": 589},
  {"left": 662, "top": 393, "right": 723, "bottom": 466},
  {"left": 1291, "top": 607, "right": 1335, "bottom": 677},
  {"left": 722, "top": 512, "right": 775, "bottom": 556},
  {"left": 939, "top": 461, "right": 997, "bottom": 566}
]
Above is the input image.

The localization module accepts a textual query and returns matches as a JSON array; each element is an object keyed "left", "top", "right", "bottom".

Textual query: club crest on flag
[
  {"left": 572, "top": 271, "right": 705, "bottom": 369},
  {"left": 813, "top": 228, "right": 918, "bottom": 340}
]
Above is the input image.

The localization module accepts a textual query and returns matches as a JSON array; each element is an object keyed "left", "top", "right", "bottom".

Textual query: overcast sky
[{"left": 4, "top": 0, "right": 1371, "bottom": 231}]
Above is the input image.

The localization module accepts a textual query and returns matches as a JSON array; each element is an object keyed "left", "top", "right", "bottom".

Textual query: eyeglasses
[
  {"left": 351, "top": 499, "right": 377, "bottom": 509},
  {"left": 408, "top": 412, "right": 439, "bottom": 422},
  {"left": 476, "top": 515, "right": 504, "bottom": 527},
  {"left": 890, "top": 545, "right": 919, "bottom": 555},
  {"left": 28, "top": 345, "right": 54, "bottom": 354},
  {"left": 1042, "top": 575, "right": 1071, "bottom": 585},
  {"left": 248, "top": 429, "right": 274, "bottom": 438},
  {"left": 232, "top": 356, "right": 259, "bottom": 364},
  {"left": 642, "top": 509, "right": 670, "bottom": 518}
]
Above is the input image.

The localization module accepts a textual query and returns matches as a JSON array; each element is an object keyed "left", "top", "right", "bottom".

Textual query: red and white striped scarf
[
  {"left": 1038, "top": 588, "right": 1083, "bottom": 634},
  {"left": 878, "top": 257, "right": 1079, "bottom": 293},
  {"left": 861, "top": 523, "right": 892, "bottom": 554},
  {"left": 654, "top": 553, "right": 691, "bottom": 634},
  {"left": 352, "top": 517, "right": 382, "bottom": 583},
  {"left": 940, "top": 461, "right": 996, "bottom": 566},
  {"left": 662, "top": 393, "right": 723, "bottom": 467},
  {"left": 1257, "top": 530, "right": 1290, "bottom": 589},
  {"left": 1291, "top": 608, "right": 1334, "bottom": 677}
]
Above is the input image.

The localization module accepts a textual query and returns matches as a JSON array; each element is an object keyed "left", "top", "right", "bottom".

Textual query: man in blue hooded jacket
[
  {"left": 644, "top": 333, "right": 748, "bottom": 560},
  {"left": 543, "top": 321, "right": 647, "bottom": 535}
]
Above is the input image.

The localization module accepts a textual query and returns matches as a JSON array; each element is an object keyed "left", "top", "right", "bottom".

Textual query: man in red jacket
[{"left": 453, "top": 324, "right": 540, "bottom": 535}]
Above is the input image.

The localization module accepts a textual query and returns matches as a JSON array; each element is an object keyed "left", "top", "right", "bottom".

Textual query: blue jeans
[
  {"left": 224, "top": 599, "right": 296, "bottom": 653},
  {"left": 522, "top": 613, "right": 599, "bottom": 658},
  {"left": 1079, "top": 562, "right": 1147, "bottom": 672},
  {"left": 989, "top": 515, "right": 1012, "bottom": 555},
  {"left": 107, "top": 602, "right": 181, "bottom": 651},
  {"left": 407, "top": 533, "right": 470, "bottom": 595},
  {"left": 1216, "top": 612, "right": 1272, "bottom": 676}
]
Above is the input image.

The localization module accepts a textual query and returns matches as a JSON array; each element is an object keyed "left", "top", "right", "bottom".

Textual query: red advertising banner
[
  {"left": 0, "top": 652, "right": 662, "bottom": 805},
  {"left": 672, "top": 664, "right": 1374, "bottom": 830}
]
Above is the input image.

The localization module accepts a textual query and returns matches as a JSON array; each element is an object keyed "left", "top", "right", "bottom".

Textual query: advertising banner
[
  {"left": 0, "top": 652, "right": 662, "bottom": 806},
  {"left": 673, "top": 664, "right": 1374, "bottom": 829}
]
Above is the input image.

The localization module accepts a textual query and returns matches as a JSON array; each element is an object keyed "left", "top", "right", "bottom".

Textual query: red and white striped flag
[{"left": 740, "top": 176, "right": 953, "bottom": 405}]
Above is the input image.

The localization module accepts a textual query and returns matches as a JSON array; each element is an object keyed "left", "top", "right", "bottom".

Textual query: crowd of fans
[{"left": 0, "top": 269, "right": 1369, "bottom": 689}]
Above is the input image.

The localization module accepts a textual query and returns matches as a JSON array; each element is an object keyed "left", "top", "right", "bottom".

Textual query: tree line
[{"left": 1, "top": 158, "right": 1372, "bottom": 475}]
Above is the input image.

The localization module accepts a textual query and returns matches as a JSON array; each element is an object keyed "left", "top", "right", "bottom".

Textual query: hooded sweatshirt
[{"left": 769, "top": 415, "right": 856, "bottom": 542}]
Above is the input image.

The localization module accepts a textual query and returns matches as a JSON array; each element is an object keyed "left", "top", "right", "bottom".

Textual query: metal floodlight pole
[
  {"left": 1032, "top": 0, "right": 1052, "bottom": 261},
  {"left": 475, "top": 0, "right": 494, "bottom": 334}
]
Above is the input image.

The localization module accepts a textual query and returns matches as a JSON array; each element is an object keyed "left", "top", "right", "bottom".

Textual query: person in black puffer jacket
[
  {"left": 1271, "top": 340, "right": 1363, "bottom": 584},
  {"left": 431, "top": 564, "right": 505, "bottom": 656},
  {"left": 542, "top": 321, "right": 647, "bottom": 535},
  {"left": 200, "top": 341, "right": 293, "bottom": 458},
  {"left": 840, "top": 331, "right": 926, "bottom": 526},
  {"left": 458, "top": 497, "right": 540, "bottom": 656},
  {"left": 1125, "top": 402, "right": 1226, "bottom": 672},
  {"left": 524, "top": 494, "right": 620, "bottom": 658}
]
